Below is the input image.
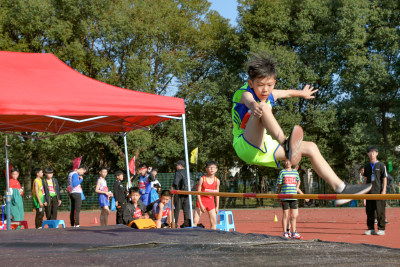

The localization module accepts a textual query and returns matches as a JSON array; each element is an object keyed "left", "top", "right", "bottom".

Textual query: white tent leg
[
  {"left": 4, "top": 136, "right": 11, "bottom": 230},
  {"left": 123, "top": 133, "right": 131, "bottom": 188},
  {"left": 182, "top": 114, "right": 194, "bottom": 227}
]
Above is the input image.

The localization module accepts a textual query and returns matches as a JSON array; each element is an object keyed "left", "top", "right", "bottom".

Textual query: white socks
[{"left": 335, "top": 182, "right": 346, "bottom": 193}]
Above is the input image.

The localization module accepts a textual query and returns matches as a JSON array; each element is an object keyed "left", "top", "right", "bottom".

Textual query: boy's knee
[
  {"left": 303, "top": 141, "right": 319, "bottom": 154},
  {"left": 258, "top": 102, "right": 272, "bottom": 114}
]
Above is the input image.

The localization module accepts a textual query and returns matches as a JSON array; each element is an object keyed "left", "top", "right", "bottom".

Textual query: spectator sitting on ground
[
  {"left": 152, "top": 189, "right": 172, "bottom": 228},
  {"left": 123, "top": 187, "right": 148, "bottom": 226}
]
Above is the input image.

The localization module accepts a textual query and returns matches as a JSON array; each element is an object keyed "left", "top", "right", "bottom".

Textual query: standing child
[
  {"left": 363, "top": 146, "right": 387, "bottom": 236},
  {"left": 232, "top": 53, "right": 371, "bottom": 205},
  {"left": 193, "top": 161, "right": 220, "bottom": 229},
  {"left": 113, "top": 170, "right": 126, "bottom": 225},
  {"left": 32, "top": 168, "right": 45, "bottom": 229},
  {"left": 42, "top": 168, "right": 62, "bottom": 220},
  {"left": 95, "top": 167, "right": 113, "bottom": 226},
  {"left": 9, "top": 168, "right": 24, "bottom": 222},
  {"left": 152, "top": 190, "right": 172, "bottom": 228},
  {"left": 68, "top": 165, "right": 87, "bottom": 228},
  {"left": 277, "top": 160, "right": 302, "bottom": 239}
]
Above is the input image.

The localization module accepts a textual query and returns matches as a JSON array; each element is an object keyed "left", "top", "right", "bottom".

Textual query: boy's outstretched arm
[{"left": 272, "top": 85, "right": 318, "bottom": 100}]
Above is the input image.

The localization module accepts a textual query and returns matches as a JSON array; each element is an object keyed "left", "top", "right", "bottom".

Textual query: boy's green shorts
[{"left": 233, "top": 134, "right": 280, "bottom": 168}]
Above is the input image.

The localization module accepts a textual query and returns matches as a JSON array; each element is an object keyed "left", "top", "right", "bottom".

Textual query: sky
[{"left": 209, "top": 0, "right": 239, "bottom": 26}]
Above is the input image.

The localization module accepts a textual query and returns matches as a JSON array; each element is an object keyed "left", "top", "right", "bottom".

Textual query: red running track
[{"left": 21, "top": 207, "right": 400, "bottom": 249}]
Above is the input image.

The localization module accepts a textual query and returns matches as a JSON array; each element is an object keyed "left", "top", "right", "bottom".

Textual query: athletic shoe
[
  {"left": 334, "top": 183, "right": 372, "bottom": 206},
  {"left": 283, "top": 125, "right": 303, "bottom": 166},
  {"left": 385, "top": 220, "right": 389, "bottom": 224},
  {"left": 364, "top": 229, "right": 375, "bottom": 235},
  {"left": 75, "top": 225, "right": 80, "bottom": 228},
  {"left": 374, "top": 230, "right": 385, "bottom": 236},
  {"left": 291, "top": 231, "right": 303, "bottom": 239},
  {"left": 283, "top": 232, "right": 290, "bottom": 239},
  {"left": 374, "top": 219, "right": 378, "bottom": 224}
]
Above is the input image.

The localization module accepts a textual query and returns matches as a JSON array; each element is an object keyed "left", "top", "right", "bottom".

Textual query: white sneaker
[
  {"left": 374, "top": 230, "right": 385, "bottom": 236},
  {"left": 75, "top": 225, "right": 80, "bottom": 228},
  {"left": 364, "top": 229, "right": 375, "bottom": 235}
]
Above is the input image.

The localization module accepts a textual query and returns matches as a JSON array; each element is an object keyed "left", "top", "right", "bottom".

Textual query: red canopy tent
[
  {"left": 0, "top": 51, "right": 194, "bottom": 228},
  {"left": 0, "top": 51, "right": 185, "bottom": 135}
]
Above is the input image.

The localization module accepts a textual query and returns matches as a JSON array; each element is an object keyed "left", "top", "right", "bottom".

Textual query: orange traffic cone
[
  {"left": 274, "top": 214, "right": 278, "bottom": 222},
  {"left": 94, "top": 217, "right": 98, "bottom": 224}
]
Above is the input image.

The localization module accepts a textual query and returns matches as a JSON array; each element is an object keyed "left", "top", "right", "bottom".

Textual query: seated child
[
  {"left": 193, "top": 161, "right": 220, "bottom": 229},
  {"left": 232, "top": 53, "right": 371, "bottom": 205},
  {"left": 123, "top": 187, "right": 148, "bottom": 226},
  {"left": 151, "top": 190, "right": 172, "bottom": 228}
]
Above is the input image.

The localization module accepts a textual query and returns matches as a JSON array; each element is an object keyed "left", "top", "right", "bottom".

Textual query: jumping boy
[
  {"left": 95, "top": 167, "right": 113, "bottom": 226},
  {"left": 277, "top": 160, "right": 302, "bottom": 239},
  {"left": 193, "top": 161, "right": 220, "bottom": 229},
  {"left": 232, "top": 54, "right": 371, "bottom": 205},
  {"left": 32, "top": 167, "right": 45, "bottom": 229},
  {"left": 152, "top": 189, "right": 172, "bottom": 228}
]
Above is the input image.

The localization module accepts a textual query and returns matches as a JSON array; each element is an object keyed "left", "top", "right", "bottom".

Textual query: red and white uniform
[
  {"left": 133, "top": 206, "right": 143, "bottom": 218},
  {"left": 196, "top": 176, "right": 218, "bottom": 211}
]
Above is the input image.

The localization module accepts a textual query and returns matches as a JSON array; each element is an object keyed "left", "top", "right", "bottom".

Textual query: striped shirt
[{"left": 277, "top": 169, "right": 300, "bottom": 200}]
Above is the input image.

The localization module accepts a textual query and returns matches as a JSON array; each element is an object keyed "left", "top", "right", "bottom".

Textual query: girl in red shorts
[{"left": 193, "top": 161, "right": 220, "bottom": 229}]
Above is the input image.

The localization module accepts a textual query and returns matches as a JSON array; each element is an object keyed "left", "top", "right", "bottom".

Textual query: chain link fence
[{"left": 2, "top": 173, "right": 400, "bottom": 212}]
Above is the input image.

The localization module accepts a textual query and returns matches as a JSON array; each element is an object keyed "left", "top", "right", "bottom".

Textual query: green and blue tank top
[{"left": 231, "top": 83, "right": 275, "bottom": 140}]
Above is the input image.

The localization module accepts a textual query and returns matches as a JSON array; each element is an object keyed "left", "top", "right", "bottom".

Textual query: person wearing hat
[
  {"left": 43, "top": 168, "right": 62, "bottom": 220},
  {"left": 171, "top": 160, "right": 191, "bottom": 228}
]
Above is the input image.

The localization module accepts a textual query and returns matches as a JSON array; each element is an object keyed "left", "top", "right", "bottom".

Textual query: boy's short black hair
[
  {"left": 129, "top": 186, "right": 140, "bottom": 194},
  {"left": 138, "top": 163, "right": 147, "bottom": 169},
  {"left": 247, "top": 53, "right": 278, "bottom": 80},
  {"left": 367, "top": 146, "right": 379, "bottom": 153},
  {"left": 45, "top": 168, "right": 54, "bottom": 174},
  {"left": 10, "top": 168, "right": 19, "bottom": 173},
  {"left": 160, "top": 189, "right": 171, "bottom": 197},
  {"left": 206, "top": 160, "right": 218, "bottom": 168},
  {"left": 115, "top": 170, "right": 123, "bottom": 176},
  {"left": 99, "top": 167, "right": 108, "bottom": 172},
  {"left": 34, "top": 168, "right": 42, "bottom": 175},
  {"left": 359, "top": 166, "right": 365, "bottom": 170},
  {"left": 79, "top": 164, "right": 88, "bottom": 171}
]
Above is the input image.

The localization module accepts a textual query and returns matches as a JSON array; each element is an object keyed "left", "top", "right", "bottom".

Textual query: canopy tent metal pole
[
  {"left": 4, "top": 136, "right": 11, "bottom": 230},
  {"left": 123, "top": 133, "right": 131, "bottom": 189},
  {"left": 181, "top": 114, "right": 194, "bottom": 227}
]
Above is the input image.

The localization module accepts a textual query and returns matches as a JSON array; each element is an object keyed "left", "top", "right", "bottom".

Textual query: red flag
[
  {"left": 129, "top": 156, "right": 135, "bottom": 175},
  {"left": 5, "top": 164, "right": 12, "bottom": 178},
  {"left": 72, "top": 156, "right": 82, "bottom": 170}
]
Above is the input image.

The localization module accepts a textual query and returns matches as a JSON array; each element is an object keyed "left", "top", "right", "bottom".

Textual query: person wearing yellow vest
[
  {"left": 43, "top": 168, "right": 62, "bottom": 220},
  {"left": 32, "top": 167, "right": 45, "bottom": 229}
]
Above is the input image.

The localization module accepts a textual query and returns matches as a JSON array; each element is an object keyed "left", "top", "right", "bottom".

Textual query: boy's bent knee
[{"left": 301, "top": 141, "right": 319, "bottom": 155}]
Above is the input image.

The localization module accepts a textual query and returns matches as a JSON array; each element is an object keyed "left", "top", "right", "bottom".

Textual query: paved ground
[{"left": 21, "top": 207, "right": 400, "bottom": 249}]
